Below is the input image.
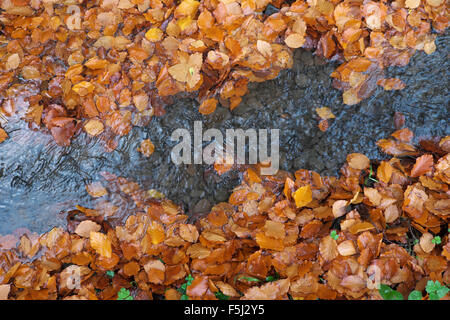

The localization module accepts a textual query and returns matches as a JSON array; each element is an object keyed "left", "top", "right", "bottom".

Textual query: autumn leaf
[
  {"left": 347, "top": 153, "right": 370, "bottom": 170},
  {"left": 316, "top": 107, "right": 335, "bottom": 120},
  {"left": 84, "top": 119, "right": 104, "bottom": 136},
  {"left": 0, "top": 128, "right": 8, "bottom": 144},
  {"left": 377, "top": 78, "right": 406, "bottom": 91},
  {"left": 138, "top": 139, "right": 155, "bottom": 157},
  {"left": 410, "top": 154, "right": 433, "bottom": 177},
  {"left": 293, "top": 185, "right": 312, "bottom": 208},
  {"left": 391, "top": 128, "right": 413, "bottom": 142},
  {"left": 242, "top": 279, "right": 290, "bottom": 300},
  {"left": 86, "top": 182, "right": 108, "bottom": 198},
  {"left": 199, "top": 98, "right": 217, "bottom": 115},
  {"left": 145, "top": 28, "right": 164, "bottom": 42},
  {"left": 377, "top": 161, "right": 393, "bottom": 184},
  {"left": 168, "top": 52, "right": 203, "bottom": 88},
  {"left": 285, "top": 33, "right": 305, "bottom": 48},
  {"left": 89, "top": 231, "right": 112, "bottom": 258},
  {"left": 75, "top": 220, "right": 101, "bottom": 238},
  {"left": 0, "top": 284, "right": 10, "bottom": 300}
]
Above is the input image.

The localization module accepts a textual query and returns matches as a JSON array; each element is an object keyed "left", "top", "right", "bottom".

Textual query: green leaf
[
  {"left": 426, "top": 280, "right": 441, "bottom": 294},
  {"left": 390, "top": 291, "right": 404, "bottom": 300},
  {"left": 180, "top": 294, "right": 189, "bottom": 300},
  {"left": 117, "top": 288, "right": 133, "bottom": 300},
  {"left": 238, "top": 276, "right": 261, "bottom": 282},
  {"left": 330, "top": 230, "right": 339, "bottom": 240},
  {"left": 436, "top": 287, "right": 449, "bottom": 299},
  {"left": 379, "top": 284, "right": 403, "bottom": 300},
  {"left": 106, "top": 270, "right": 115, "bottom": 278},
  {"left": 431, "top": 236, "right": 441, "bottom": 245},
  {"left": 265, "top": 272, "right": 280, "bottom": 282},
  {"left": 425, "top": 280, "right": 449, "bottom": 300},
  {"left": 215, "top": 291, "right": 230, "bottom": 300},
  {"left": 408, "top": 290, "right": 422, "bottom": 300},
  {"left": 185, "top": 274, "right": 194, "bottom": 285}
]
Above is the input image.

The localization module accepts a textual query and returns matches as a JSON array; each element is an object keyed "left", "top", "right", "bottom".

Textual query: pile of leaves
[
  {"left": 0, "top": 129, "right": 448, "bottom": 300},
  {"left": 0, "top": 0, "right": 448, "bottom": 146}
]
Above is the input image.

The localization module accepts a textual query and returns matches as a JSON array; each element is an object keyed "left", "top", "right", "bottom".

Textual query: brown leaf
[
  {"left": 242, "top": 279, "right": 290, "bottom": 300},
  {"left": 347, "top": 153, "right": 370, "bottom": 170}
]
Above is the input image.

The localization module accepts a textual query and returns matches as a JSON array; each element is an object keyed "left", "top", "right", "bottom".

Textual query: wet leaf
[
  {"left": 84, "top": 120, "right": 104, "bottom": 136},
  {"left": 90, "top": 232, "right": 112, "bottom": 258},
  {"left": 410, "top": 154, "right": 433, "bottom": 177},
  {"left": 86, "top": 182, "right": 108, "bottom": 198},
  {"left": 75, "top": 220, "right": 101, "bottom": 238},
  {"left": 138, "top": 139, "right": 155, "bottom": 157},
  {"left": 293, "top": 185, "right": 312, "bottom": 208},
  {"left": 315, "top": 107, "right": 335, "bottom": 120},
  {"left": 0, "top": 128, "right": 8, "bottom": 144}
]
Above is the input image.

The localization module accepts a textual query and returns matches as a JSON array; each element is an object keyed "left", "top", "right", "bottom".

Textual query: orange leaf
[
  {"left": 198, "top": 98, "right": 217, "bottom": 115},
  {"left": 0, "top": 128, "right": 8, "bottom": 144},
  {"left": 410, "top": 154, "right": 433, "bottom": 177},
  {"left": 293, "top": 185, "right": 312, "bottom": 208},
  {"left": 138, "top": 139, "right": 155, "bottom": 157},
  {"left": 89, "top": 232, "right": 112, "bottom": 258}
]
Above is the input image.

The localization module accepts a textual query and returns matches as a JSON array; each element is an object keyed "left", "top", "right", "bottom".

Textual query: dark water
[{"left": 0, "top": 32, "right": 449, "bottom": 235}]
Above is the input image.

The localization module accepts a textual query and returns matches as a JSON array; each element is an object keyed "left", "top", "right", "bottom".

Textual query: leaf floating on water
[
  {"left": 138, "top": 139, "right": 155, "bottom": 157},
  {"left": 377, "top": 78, "right": 406, "bottom": 91},
  {"left": 86, "top": 182, "right": 108, "bottom": 198},
  {"left": 315, "top": 107, "right": 335, "bottom": 120},
  {"left": 0, "top": 128, "right": 8, "bottom": 144}
]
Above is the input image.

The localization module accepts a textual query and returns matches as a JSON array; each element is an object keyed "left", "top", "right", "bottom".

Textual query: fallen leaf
[
  {"left": 0, "top": 128, "right": 8, "bottom": 144},
  {"left": 84, "top": 119, "right": 104, "bottom": 136},
  {"left": 410, "top": 154, "right": 433, "bottom": 177},
  {"left": 293, "top": 185, "right": 312, "bottom": 208},
  {"left": 315, "top": 107, "right": 335, "bottom": 120},
  {"left": 138, "top": 139, "right": 155, "bottom": 157},
  {"left": 89, "top": 231, "right": 112, "bottom": 258},
  {"left": 86, "top": 182, "right": 108, "bottom": 198},
  {"left": 347, "top": 153, "right": 370, "bottom": 170},
  {"left": 75, "top": 220, "right": 101, "bottom": 238}
]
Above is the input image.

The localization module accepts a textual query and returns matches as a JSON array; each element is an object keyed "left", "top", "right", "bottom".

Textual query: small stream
[{"left": 0, "top": 31, "right": 448, "bottom": 235}]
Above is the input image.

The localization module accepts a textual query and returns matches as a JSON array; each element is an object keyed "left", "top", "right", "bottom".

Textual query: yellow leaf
[
  {"left": 315, "top": 107, "right": 335, "bottom": 120},
  {"left": 285, "top": 33, "right": 305, "bottom": 48},
  {"left": 84, "top": 119, "right": 104, "bottom": 136},
  {"left": 147, "top": 221, "right": 165, "bottom": 245},
  {"left": 293, "top": 185, "right": 312, "bottom": 208},
  {"left": 145, "top": 28, "right": 164, "bottom": 42},
  {"left": 72, "top": 81, "right": 95, "bottom": 96},
  {"left": 174, "top": 0, "right": 200, "bottom": 18}
]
